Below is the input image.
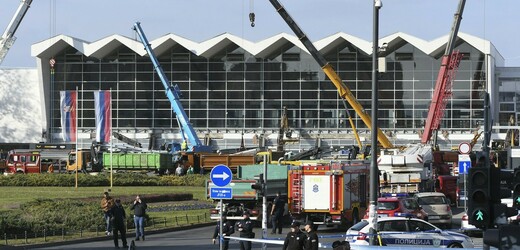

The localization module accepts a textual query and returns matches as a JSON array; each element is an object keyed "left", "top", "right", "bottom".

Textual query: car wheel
[{"left": 447, "top": 243, "right": 463, "bottom": 248}]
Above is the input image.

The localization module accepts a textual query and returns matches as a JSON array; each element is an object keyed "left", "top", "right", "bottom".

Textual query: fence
[{"left": 1, "top": 212, "right": 211, "bottom": 247}]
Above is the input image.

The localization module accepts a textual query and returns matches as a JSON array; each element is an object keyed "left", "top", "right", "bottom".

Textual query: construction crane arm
[
  {"left": 0, "top": 0, "right": 33, "bottom": 65},
  {"left": 269, "top": 0, "right": 393, "bottom": 148},
  {"left": 132, "top": 22, "right": 211, "bottom": 153},
  {"left": 421, "top": 0, "right": 466, "bottom": 145}
]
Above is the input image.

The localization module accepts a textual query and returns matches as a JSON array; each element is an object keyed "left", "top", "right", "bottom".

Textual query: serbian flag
[
  {"left": 60, "top": 91, "right": 77, "bottom": 142},
  {"left": 94, "top": 90, "right": 112, "bottom": 143}
]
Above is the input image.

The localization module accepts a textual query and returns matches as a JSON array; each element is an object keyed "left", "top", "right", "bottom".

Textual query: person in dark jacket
[
  {"left": 303, "top": 221, "right": 319, "bottom": 250},
  {"left": 212, "top": 215, "right": 234, "bottom": 250},
  {"left": 270, "top": 191, "right": 285, "bottom": 234},
  {"left": 283, "top": 221, "right": 304, "bottom": 250},
  {"left": 130, "top": 194, "right": 147, "bottom": 241},
  {"left": 110, "top": 199, "right": 128, "bottom": 249},
  {"left": 235, "top": 211, "right": 254, "bottom": 250}
]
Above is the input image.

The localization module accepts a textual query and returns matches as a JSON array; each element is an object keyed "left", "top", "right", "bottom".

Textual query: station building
[{"left": 28, "top": 31, "right": 520, "bottom": 151}]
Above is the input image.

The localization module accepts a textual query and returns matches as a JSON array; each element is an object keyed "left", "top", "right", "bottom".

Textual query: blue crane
[{"left": 133, "top": 22, "right": 211, "bottom": 153}]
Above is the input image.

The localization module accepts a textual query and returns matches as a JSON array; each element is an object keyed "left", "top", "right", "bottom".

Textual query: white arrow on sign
[{"left": 212, "top": 172, "right": 230, "bottom": 181}]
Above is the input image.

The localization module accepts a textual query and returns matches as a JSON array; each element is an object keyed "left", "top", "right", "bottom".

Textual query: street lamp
[{"left": 369, "top": 0, "right": 382, "bottom": 246}]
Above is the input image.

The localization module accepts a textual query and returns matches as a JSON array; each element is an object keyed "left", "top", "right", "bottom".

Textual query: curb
[{"left": 2, "top": 222, "right": 214, "bottom": 250}]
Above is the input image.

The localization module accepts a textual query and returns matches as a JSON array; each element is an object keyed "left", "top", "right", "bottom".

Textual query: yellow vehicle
[{"left": 66, "top": 149, "right": 101, "bottom": 172}]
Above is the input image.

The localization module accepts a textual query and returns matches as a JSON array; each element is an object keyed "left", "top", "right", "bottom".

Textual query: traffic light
[
  {"left": 251, "top": 173, "right": 265, "bottom": 196},
  {"left": 468, "top": 164, "right": 494, "bottom": 228},
  {"left": 484, "top": 225, "right": 518, "bottom": 249},
  {"left": 513, "top": 168, "right": 520, "bottom": 209}
]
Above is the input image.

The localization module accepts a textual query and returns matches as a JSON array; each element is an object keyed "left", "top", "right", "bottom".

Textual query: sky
[{"left": 0, "top": 0, "right": 519, "bottom": 68}]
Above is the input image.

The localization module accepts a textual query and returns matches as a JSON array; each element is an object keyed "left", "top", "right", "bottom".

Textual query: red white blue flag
[
  {"left": 60, "top": 91, "right": 77, "bottom": 142},
  {"left": 94, "top": 90, "right": 112, "bottom": 143}
]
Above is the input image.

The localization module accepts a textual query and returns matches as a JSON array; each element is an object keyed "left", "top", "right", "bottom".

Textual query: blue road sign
[
  {"left": 210, "top": 187, "right": 232, "bottom": 199},
  {"left": 458, "top": 160, "right": 471, "bottom": 174},
  {"left": 210, "top": 165, "right": 232, "bottom": 187}
]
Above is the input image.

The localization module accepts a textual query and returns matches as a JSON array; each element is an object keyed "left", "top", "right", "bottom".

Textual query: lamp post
[{"left": 369, "top": 0, "right": 382, "bottom": 246}]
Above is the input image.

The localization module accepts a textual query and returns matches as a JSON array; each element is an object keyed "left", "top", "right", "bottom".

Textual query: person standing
[
  {"left": 130, "top": 195, "right": 147, "bottom": 241},
  {"left": 187, "top": 165, "right": 194, "bottom": 175},
  {"left": 235, "top": 211, "right": 254, "bottom": 250},
  {"left": 283, "top": 222, "right": 304, "bottom": 250},
  {"left": 303, "top": 221, "right": 319, "bottom": 250},
  {"left": 270, "top": 191, "right": 285, "bottom": 234},
  {"left": 212, "top": 215, "right": 234, "bottom": 250},
  {"left": 100, "top": 191, "right": 115, "bottom": 236},
  {"left": 110, "top": 199, "right": 128, "bottom": 249}
]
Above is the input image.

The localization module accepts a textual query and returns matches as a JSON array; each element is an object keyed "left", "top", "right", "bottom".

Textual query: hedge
[{"left": 0, "top": 173, "right": 208, "bottom": 187}]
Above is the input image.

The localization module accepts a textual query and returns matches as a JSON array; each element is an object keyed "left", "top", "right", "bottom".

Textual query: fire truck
[
  {"left": 5, "top": 152, "right": 52, "bottom": 174},
  {"left": 287, "top": 160, "right": 370, "bottom": 228}
]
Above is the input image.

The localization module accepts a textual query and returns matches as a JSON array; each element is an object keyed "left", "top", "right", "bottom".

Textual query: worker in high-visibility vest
[{"left": 181, "top": 140, "right": 188, "bottom": 151}]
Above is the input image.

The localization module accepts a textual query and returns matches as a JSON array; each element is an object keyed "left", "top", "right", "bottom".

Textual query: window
[
  {"left": 395, "top": 53, "right": 414, "bottom": 61},
  {"left": 282, "top": 53, "right": 300, "bottom": 61},
  {"left": 379, "top": 220, "right": 406, "bottom": 232},
  {"left": 407, "top": 220, "right": 436, "bottom": 232},
  {"left": 227, "top": 54, "right": 244, "bottom": 61}
]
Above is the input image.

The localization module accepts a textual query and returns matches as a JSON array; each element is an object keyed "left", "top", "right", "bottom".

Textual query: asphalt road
[{"left": 22, "top": 206, "right": 482, "bottom": 250}]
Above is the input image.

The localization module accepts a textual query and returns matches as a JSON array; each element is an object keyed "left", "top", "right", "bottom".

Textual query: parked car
[
  {"left": 345, "top": 217, "right": 474, "bottom": 248},
  {"left": 364, "top": 196, "right": 428, "bottom": 221},
  {"left": 413, "top": 192, "right": 452, "bottom": 228}
]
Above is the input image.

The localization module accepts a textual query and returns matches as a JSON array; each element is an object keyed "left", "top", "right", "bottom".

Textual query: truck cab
[
  {"left": 67, "top": 149, "right": 102, "bottom": 172},
  {"left": 5, "top": 152, "right": 44, "bottom": 174}
]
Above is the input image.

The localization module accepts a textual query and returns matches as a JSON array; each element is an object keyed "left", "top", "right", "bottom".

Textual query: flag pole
[
  {"left": 110, "top": 89, "right": 113, "bottom": 188},
  {"left": 75, "top": 87, "right": 79, "bottom": 190}
]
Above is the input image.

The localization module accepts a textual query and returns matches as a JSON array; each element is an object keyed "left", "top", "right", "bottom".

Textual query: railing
[{"left": 0, "top": 212, "right": 211, "bottom": 247}]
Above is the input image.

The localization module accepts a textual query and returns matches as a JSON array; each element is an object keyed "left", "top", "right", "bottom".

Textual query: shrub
[
  {"left": 0, "top": 173, "right": 208, "bottom": 187},
  {"left": 0, "top": 193, "right": 196, "bottom": 235}
]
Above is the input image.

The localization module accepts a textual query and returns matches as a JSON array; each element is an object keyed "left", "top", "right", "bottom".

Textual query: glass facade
[{"left": 47, "top": 38, "right": 489, "bottom": 146}]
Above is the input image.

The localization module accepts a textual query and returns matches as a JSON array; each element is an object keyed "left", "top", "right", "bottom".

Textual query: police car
[{"left": 345, "top": 217, "right": 474, "bottom": 248}]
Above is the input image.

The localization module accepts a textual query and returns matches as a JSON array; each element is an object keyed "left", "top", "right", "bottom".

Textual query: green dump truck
[{"left": 102, "top": 152, "right": 175, "bottom": 174}]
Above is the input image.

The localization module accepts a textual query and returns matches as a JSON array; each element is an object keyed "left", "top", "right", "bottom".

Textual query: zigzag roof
[{"left": 31, "top": 31, "right": 502, "bottom": 63}]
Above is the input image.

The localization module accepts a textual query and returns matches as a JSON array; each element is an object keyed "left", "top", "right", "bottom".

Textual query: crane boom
[
  {"left": 269, "top": 0, "right": 393, "bottom": 148},
  {"left": 421, "top": 0, "right": 466, "bottom": 144},
  {"left": 0, "top": 0, "right": 33, "bottom": 65},
  {"left": 132, "top": 22, "right": 211, "bottom": 152}
]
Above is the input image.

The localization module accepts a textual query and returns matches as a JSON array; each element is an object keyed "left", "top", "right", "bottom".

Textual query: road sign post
[
  {"left": 210, "top": 165, "right": 232, "bottom": 250},
  {"left": 458, "top": 154, "right": 471, "bottom": 174}
]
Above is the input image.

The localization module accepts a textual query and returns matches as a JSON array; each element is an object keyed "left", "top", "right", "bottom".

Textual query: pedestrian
[
  {"left": 332, "top": 240, "right": 351, "bottom": 250},
  {"left": 100, "top": 191, "right": 115, "bottom": 236},
  {"left": 235, "top": 210, "right": 255, "bottom": 250},
  {"left": 187, "top": 165, "right": 194, "bottom": 175},
  {"left": 175, "top": 165, "right": 185, "bottom": 176},
  {"left": 303, "top": 221, "right": 319, "bottom": 250},
  {"left": 130, "top": 194, "right": 147, "bottom": 241},
  {"left": 283, "top": 221, "right": 304, "bottom": 250},
  {"left": 212, "top": 215, "right": 234, "bottom": 250},
  {"left": 110, "top": 199, "right": 128, "bottom": 249},
  {"left": 270, "top": 191, "right": 285, "bottom": 234}
]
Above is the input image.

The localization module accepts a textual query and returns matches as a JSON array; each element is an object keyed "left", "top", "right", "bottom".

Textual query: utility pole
[{"left": 369, "top": 0, "right": 382, "bottom": 246}]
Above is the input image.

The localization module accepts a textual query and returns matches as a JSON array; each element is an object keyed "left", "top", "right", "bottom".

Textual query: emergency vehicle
[
  {"left": 287, "top": 160, "right": 369, "bottom": 228},
  {"left": 346, "top": 217, "right": 474, "bottom": 248},
  {"left": 5, "top": 152, "right": 52, "bottom": 174}
]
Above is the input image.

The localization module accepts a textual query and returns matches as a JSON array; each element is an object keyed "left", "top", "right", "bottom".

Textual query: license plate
[
  {"left": 378, "top": 214, "right": 388, "bottom": 217},
  {"left": 429, "top": 215, "right": 440, "bottom": 220}
]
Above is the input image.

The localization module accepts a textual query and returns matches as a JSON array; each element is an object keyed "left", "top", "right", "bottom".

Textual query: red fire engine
[{"left": 287, "top": 160, "right": 369, "bottom": 228}]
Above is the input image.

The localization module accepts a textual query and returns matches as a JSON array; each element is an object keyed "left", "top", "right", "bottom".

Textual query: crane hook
[{"left": 249, "top": 12, "right": 255, "bottom": 27}]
